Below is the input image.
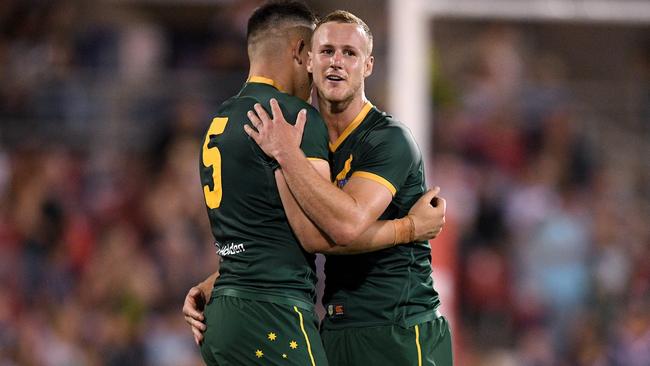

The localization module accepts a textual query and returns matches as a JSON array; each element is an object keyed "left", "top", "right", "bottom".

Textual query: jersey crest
[{"left": 334, "top": 154, "right": 353, "bottom": 189}]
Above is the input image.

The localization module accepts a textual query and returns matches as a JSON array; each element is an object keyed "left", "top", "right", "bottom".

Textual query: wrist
[
  {"left": 198, "top": 281, "right": 212, "bottom": 297},
  {"left": 275, "top": 146, "right": 303, "bottom": 167},
  {"left": 393, "top": 215, "right": 415, "bottom": 245},
  {"left": 406, "top": 215, "right": 415, "bottom": 242}
]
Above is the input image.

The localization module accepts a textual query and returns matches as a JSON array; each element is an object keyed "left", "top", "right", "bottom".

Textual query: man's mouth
[{"left": 326, "top": 75, "right": 345, "bottom": 81}]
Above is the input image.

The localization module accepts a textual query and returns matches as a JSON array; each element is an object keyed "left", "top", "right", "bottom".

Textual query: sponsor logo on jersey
[
  {"left": 326, "top": 303, "right": 346, "bottom": 318},
  {"left": 215, "top": 241, "right": 246, "bottom": 256}
]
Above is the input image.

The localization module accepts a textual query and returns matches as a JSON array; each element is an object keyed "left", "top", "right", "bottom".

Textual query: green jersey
[
  {"left": 323, "top": 102, "right": 441, "bottom": 329},
  {"left": 199, "top": 77, "right": 329, "bottom": 309}
]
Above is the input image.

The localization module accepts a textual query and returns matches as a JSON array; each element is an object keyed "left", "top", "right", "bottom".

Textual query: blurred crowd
[
  {"left": 431, "top": 25, "right": 650, "bottom": 365},
  {"left": 0, "top": 1, "right": 648, "bottom": 366},
  {"left": 0, "top": 1, "right": 249, "bottom": 365}
]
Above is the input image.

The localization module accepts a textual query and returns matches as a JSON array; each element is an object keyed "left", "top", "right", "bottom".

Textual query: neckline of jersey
[
  {"left": 247, "top": 76, "right": 286, "bottom": 93},
  {"left": 329, "top": 101, "right": 373, "bottom": 152}
]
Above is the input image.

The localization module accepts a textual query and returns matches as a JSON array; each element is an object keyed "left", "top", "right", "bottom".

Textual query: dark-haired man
[{"left": 192, "top": 2, "right": 445, "bottom": 365}]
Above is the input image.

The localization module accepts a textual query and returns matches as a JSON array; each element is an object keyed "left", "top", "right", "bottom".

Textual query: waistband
[
  {"left": 212, "top": 287, "right": 315, "bottom": 312},
  {"left": 322, "top": 307, "right": 443, "bottom": 330},
  {"left": 402, "top": 307, "right": 443, "bottom": 328}
]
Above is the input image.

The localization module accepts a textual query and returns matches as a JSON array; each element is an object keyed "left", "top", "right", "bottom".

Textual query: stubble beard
[{"left": 318, "top": 82, "right": 358, "bottom": 115}]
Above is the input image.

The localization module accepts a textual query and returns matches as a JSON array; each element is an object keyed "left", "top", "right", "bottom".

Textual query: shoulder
[
  {"left": 217, "top": 95, "right": 259, "bottom": 117},
  {"left": 366, "top": 109, "right": 419, "bottom": 153},
  {"left": 271, "top": 95, "right": 326, "bottom": 132}
]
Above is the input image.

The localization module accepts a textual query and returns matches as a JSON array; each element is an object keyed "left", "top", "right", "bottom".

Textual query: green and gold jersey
[
  {"left": 322, "top": 102, "right": 441, "bottom": 329},
  {"left": 199, "top": 77, "right": 329, "bottom": 309}
]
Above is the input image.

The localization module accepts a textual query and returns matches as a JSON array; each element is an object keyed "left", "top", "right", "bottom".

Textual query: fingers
[
  {"left": 183, "top": 288, "right": 205, "bottom": 320},
  {"left": 419, "top": 186, "right": 440, "bottom": 205},
  {"left": 188, "top": 286, "right": 205, "bottom": 304},
  {"left": 247, "top": 109, "right": 263, "bottom": 129},
  {"left": 185, "top": 314, "right": 207, "bottom": 331},
  {"left": 183, "top": 301, "right": 204, "bottom": 321},
  {"left": 243, "top": 123, "right": 260, "bottom": 142},
  {"left": 254, "top": 103, "right": 272, "bottom": 124},
  {"left": 269, "top": 98, "right": 285, "bottom": 122},
  {"left": 245, "top": 109, "right": 263, "bottom": 142},
  {"left": 192, "top": 327, "right": 204, "bottom": 345},
  {"left": 438, "top": 196, "right": 447, "bottom": 214},
  {"left": 295, "top": 109, "right": 306, "bottom": 136},
  {"left": 183, "top": 287, "right": 207, "bottom": 346}
]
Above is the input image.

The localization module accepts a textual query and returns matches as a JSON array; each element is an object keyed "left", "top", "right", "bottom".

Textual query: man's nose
[{"left": 330, "top": 51, "right": 343, "bottom": 66}]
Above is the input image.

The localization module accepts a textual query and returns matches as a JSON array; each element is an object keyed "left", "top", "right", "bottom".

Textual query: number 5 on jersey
[{"left": 202, "top": 117, "right": 228, "bottom": 209}]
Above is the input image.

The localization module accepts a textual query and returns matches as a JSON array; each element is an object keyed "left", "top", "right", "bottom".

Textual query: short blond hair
[{"left": 315, "top": 10, "right": 373, "bottom": 54}]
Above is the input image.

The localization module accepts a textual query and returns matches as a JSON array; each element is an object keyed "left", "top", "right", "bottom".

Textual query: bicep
[
  {"left": 308, "top": 159, "right": 330, "bottom": 180},
  {"left": 341, "top": 175, "right": 394, "bottom": 224}
]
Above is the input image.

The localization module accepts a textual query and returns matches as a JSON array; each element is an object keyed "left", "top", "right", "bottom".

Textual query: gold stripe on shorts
[
  {"left": 415, "top": 324, "right": 422, "bottom": 366},
  {"left": 294, "top": 306, "right": 316, "bottom": 366}
]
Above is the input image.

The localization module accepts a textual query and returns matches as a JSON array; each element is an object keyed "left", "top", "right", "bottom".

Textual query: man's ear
[
  {"left": 292, "top": 39, "right": 305, "bottom": 65},
  {"left": 306, "top": 51, "right": 313, "bottom": 73},
  {"left": 364, "top": 55, "right": 374, "bottom": 78}
]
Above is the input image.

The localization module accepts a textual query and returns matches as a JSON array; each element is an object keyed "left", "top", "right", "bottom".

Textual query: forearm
[
  {"left": 321, "top": 219, "right": 397, "bottom": 255},
  {"left": 292, "top": 211, "right": 407, "bottom": 255},
  {"left": 276, "top": 168, "right": 335, "bottom": 253},
  {"left": 278, "top": 168, "right": 410, "bottom": 255},
  {"left": 277, "top": 148, "right": 372, "bottom": 245}
]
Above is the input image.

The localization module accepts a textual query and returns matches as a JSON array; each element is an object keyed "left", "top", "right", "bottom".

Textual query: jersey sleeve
[{"left": 352, "top": 125, "right": 421, "bottom": 196}]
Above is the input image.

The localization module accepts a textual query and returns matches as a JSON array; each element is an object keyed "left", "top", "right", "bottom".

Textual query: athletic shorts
[
  {"left": 320, "top": 315, "right": 452, "bottom": 366},
  {"left": 200, "top": 294, "right": 329, "bottom": 366}
]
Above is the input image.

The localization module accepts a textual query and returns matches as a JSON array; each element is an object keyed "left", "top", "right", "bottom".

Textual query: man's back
[{"left": 199, "top": 78, "right": 329, "bottom": 306}]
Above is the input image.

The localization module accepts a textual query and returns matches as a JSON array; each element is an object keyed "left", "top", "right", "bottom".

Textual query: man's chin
[{"left": 321, "top": 92, "right": 349, "bottom": 104}]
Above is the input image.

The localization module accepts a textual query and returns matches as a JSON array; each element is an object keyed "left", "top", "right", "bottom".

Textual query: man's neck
[
  {"left": 248, "top": 63, "right": 291, "bottom": 95},
  {"left": 319, "top": 94, "right": 368, "bottom": 142}
]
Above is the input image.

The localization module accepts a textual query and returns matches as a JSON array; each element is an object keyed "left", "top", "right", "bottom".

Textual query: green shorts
[
  {"left": 320, "top": 315, "right": 452, "bottom": 366},
  {"left": 200, "top": 293, "right": 329, "bottom": 366}
]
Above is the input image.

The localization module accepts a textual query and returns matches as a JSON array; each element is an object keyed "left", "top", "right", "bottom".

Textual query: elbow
[
  {"left": 329, "top": 223, "right": 363, "bottom": 247},
  {"left": 318, "top": 212, "right": 369, "bottom": 248}
]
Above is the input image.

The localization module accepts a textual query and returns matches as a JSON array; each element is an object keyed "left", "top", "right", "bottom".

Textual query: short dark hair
[
  {"left": 316, "top": 10, "right": 373, "bottom": 54},
  {"left": 247, "top": 1, "right": 316, "bottom": 42}
]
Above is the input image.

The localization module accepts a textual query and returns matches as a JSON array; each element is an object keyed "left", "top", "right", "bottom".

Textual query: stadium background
[{"left": 0, "top": 0, "right": 648, "bottom": 365}]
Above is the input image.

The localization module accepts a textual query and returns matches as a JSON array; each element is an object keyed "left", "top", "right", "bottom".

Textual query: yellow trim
[
  {"left": 329, "top": 102, "right": 373, "bottom": 152},
  {"left": 307, "top": 157, "right": 328, "bottom": 163},
  {"left": 415, "top": 325, "right": 422, "bottom": 366},
  {"left": 351, "top": 171, "right": 397, "bottom": 196},
  {"left": 247, "top": 76, "right": 286, "bottom": 93},
  {"left": 294, "top": 306, "right": 316, "bottom": 366}
]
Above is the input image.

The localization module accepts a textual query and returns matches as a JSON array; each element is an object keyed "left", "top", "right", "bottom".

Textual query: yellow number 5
[{"left": 202, "top": 117, "right": 228, "bottom": 208}]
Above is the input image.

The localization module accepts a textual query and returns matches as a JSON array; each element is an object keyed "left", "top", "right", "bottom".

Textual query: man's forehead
[{"left": 313, "top": 22, "right": 368, "bottom": 47}]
